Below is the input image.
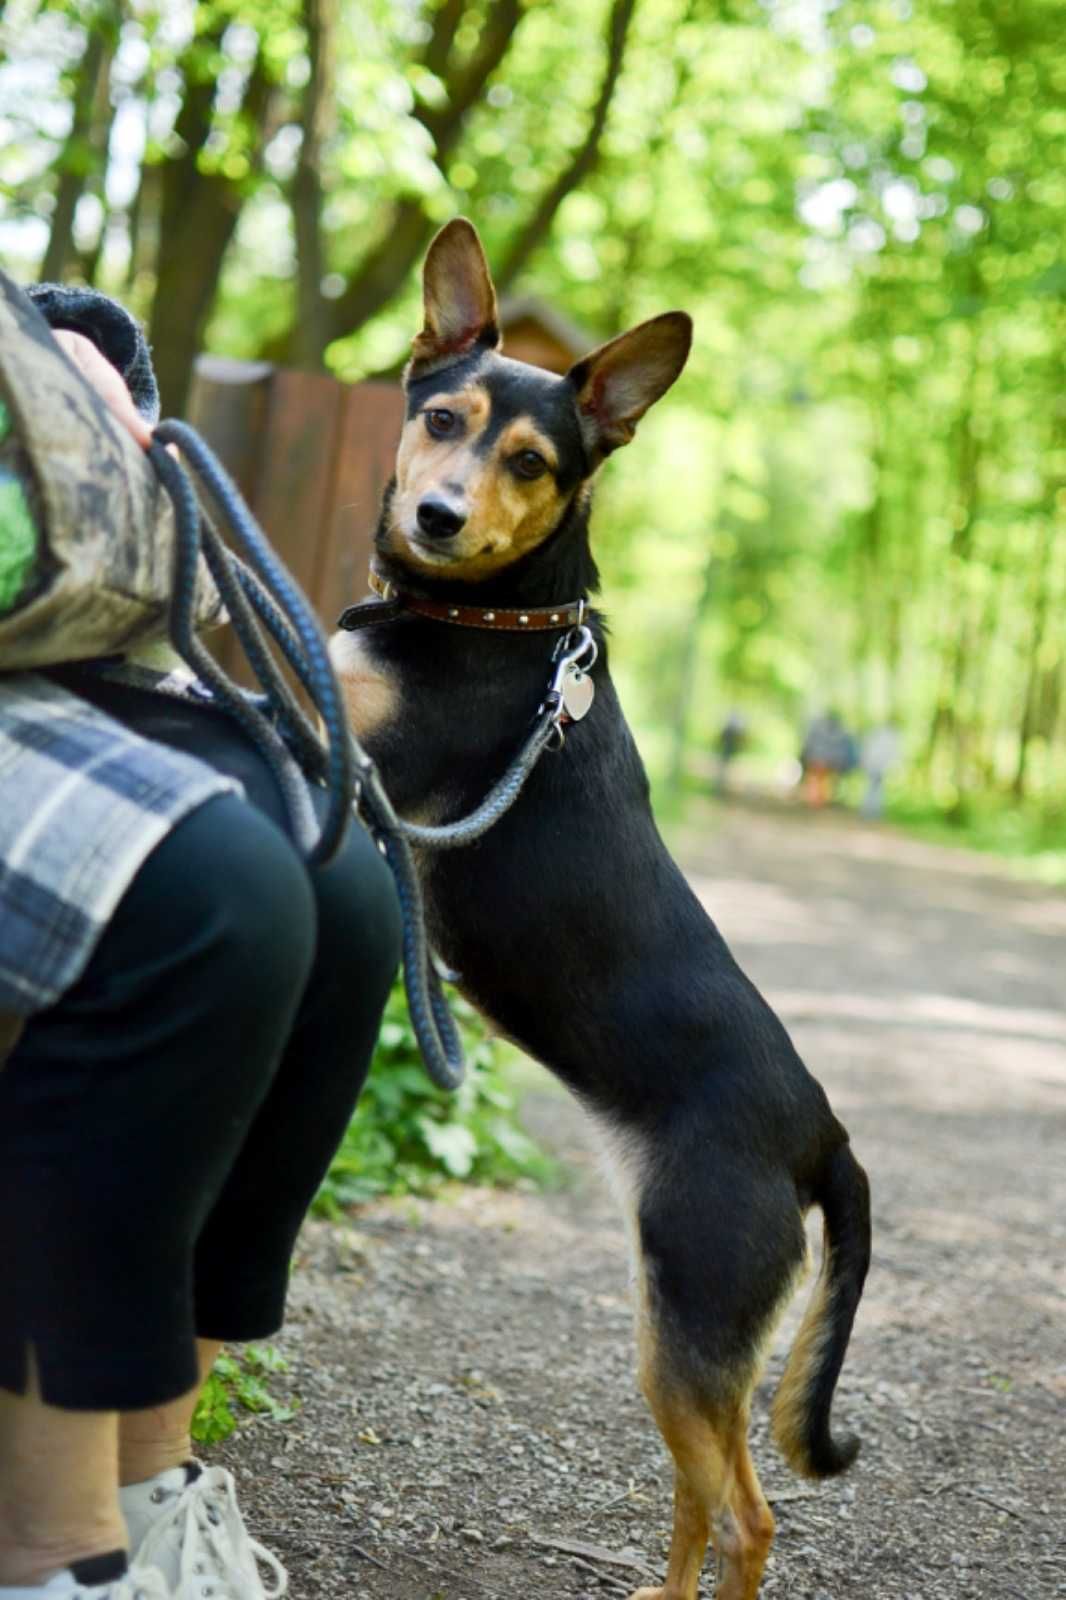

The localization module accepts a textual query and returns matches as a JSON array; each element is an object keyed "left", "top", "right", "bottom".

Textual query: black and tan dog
[{"left": 330, "top": 219, "right": 871, "bottom": 1600}]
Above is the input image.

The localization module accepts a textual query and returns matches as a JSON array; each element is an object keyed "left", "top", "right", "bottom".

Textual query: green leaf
[{"left": 417, "top": 1116, "right": 477, "bottom": 1178}]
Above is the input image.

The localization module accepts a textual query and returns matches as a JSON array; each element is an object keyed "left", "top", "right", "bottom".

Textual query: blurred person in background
[
  {"left": 800, "top": 709, "right": 857, "bottom": 807},
  {"left": 713, "top": 708, "right": 747, "bottom": 794},
  {"left": 860, "top": 722, "right": 902, "bottom": 820}
]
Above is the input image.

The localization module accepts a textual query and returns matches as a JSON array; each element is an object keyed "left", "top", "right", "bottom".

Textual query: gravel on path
[{"left": 215, "top": 799, "right": 1066, "bottom": 1600}]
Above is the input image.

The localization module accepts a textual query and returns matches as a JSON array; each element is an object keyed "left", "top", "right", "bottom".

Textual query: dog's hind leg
[
  {"left": 624, "top": 1177, "right": 801, "bottom": 1600},
  {"left": 629, "top": 1384, "right": 773, "bottom": 1600},
  {"left": 716, "top": 1431, "right": 776, "bottom": 1600},
  {"left": 628, "top": 1471, "right": 712, "bottom": 1600}
]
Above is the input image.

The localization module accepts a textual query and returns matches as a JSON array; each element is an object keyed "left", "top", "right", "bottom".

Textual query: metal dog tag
[{"left": 560, "top": 663, "right": 595, "bottom": 721}]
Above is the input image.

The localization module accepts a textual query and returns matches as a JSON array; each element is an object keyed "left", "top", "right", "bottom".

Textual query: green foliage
[
  {"left": 191, "top": 1344, "right": 295, "bottom": 1446},
  {"left": 884, "top": 789, "right": 1066, "bottom": 884},
  {"left": 2, "top": 0, "right": 1063, "bottom": 838},
  {"left": 313, "top": 982, "right": 553, "bottom": 1216}
]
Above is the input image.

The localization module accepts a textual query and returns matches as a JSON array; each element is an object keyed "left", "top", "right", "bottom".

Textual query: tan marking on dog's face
[
  {"left": 328, "top": 628, "right": 399, "bottom": 742},
  {"left": 383, "top": 382, "right": 569, "bottom": 583},
  {"left": 418, "top": 384, "right": 491, "bottom": 435},
  {"left": 494, "top": 418, "right": 558, "bottom": 474}
]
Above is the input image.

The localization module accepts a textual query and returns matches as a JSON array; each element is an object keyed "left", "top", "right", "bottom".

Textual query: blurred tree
[
  {"left": 1, "top": 0, "right": 1062, "bottom": 829},
  {"left": 39, "top": 0, "right": 122, "bottom": 283},
  {"left": 148, "top": 15, "right": 285, "bottom": 413},
  {"left": 312, "top": 0, "right": 526, "bottom": 350},
  {"left": 491, "top": 0, "right": 638, "bottom": 293},
  {"left": 291, "top": 0, "right": 337, "bottom": 365}
]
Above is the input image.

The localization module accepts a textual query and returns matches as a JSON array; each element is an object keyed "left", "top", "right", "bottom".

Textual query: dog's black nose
[{"left": 416, "top": 499, "right": 466, "bottom": 540}]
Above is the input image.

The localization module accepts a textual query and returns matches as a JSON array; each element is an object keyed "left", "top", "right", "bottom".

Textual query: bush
[{"left": 312, "top": 980, "right": 553, "bottom": 1216}]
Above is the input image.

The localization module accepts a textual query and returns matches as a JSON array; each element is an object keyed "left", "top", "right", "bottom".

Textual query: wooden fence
[{"left": 187, "top": 355, "right": 404, "bottom": 680}]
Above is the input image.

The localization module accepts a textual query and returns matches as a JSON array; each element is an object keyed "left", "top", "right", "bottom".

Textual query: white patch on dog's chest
[{"left": 328, "top": 628, "right": 400, "bottom": 741}]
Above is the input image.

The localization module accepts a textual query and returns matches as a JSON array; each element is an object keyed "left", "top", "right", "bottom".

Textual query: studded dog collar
[{"left": 337, "top": 567, "right": 587, "bottom": 634}]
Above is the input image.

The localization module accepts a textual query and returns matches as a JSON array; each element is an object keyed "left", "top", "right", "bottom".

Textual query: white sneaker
[
  {"left": 0, "top": 1559, "right": 170, "bottom": 1600},
  {"left": 121, "top": 1464, "right": 286, "bottom": 1600}
]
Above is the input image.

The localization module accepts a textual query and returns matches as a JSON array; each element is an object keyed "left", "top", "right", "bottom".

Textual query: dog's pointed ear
[
  {"left": 567, "top": 312, "right": 692, "bottom": 462},
  {"left": 408, "top": 218, "right": 500, "bottom": 379}
]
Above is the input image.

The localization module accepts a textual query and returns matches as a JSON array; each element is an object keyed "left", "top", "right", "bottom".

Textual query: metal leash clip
[{"left": 545, "top": 624, "right": 598, "bottom": 742}]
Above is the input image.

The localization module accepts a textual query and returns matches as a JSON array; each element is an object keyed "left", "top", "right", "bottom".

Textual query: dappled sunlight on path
[
  {"left": 221, "top": 795, "right": 1065, "bottom": 1600},
  {"left": 681, "top": 801, "right": 1066, "bottom": 1112}
]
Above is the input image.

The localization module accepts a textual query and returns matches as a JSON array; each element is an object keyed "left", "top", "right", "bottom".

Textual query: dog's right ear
[{"left": 408, "top": 218, "right": 500, "bottom": 380}]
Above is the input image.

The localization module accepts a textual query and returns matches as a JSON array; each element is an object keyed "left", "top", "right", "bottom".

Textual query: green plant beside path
[
  {"left": 192, "top": 1344, "right": 295, "bottom": 1447},
  {"left": 315, "top": 981, "right": 553, "bottom": 1216}
]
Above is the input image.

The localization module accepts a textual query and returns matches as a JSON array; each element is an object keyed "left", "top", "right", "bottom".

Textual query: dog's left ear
[
  {"left": 567, "top": 312, "right": 692, "bottom": 461},
  {"left": 409, "top": 217, "right": 501, "bottom": 378}
]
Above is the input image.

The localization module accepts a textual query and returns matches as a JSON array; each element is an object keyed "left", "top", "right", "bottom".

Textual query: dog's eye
[
  {"left": 425, "top": 409, "right": 457, "bottom": 438},
  {"left": 512, "top": 449, "right": 548, "bottom": 481}
]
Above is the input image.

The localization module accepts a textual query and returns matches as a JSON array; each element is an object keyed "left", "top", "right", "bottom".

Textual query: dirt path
[{"left": 218, "top": 800, "right": 1066, "bottom": 1600}]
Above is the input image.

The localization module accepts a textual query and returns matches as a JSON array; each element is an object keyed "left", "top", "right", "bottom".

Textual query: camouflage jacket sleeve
[{"left": 2, "top": 285, "right": 159, "bottom": 617}]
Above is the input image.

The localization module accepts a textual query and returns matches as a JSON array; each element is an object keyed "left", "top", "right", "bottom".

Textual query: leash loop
[
  {"left": 148, "top": 422, "right": 464, "bottom": 1091},
  {"left": 154, "top": 419, "right": 354, "bottom": 865}
]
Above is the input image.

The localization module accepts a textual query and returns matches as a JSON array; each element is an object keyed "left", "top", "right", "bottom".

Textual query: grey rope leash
[
  {"left": 148, "top": 440, "right": 323, "bottom": 860},
  {"left": 197, "top": 524, "right": 328, "bottom": 782},
  {"left": 395, "top": 626, "right": 598, "bottom": 850},
  {"left": 149, "top": 423, "right": 464, "bottom": 1089},
  {"left": 153, "top": 419, "right": 353, "bottom": 863}
]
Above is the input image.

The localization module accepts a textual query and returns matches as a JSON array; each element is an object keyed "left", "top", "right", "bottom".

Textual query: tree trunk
[
  {"left": 855, "top": 397, "right": 885, "bottom": 723},
  {"left": 883, "top": 404, "right": 922, "bottom": 725},
  {"left": 967, "top": 527, "right": 1010, "bottom": 787},
  {"left": 320, "top": 0, "right": 523, "bottom": 346},
  {"left": 923, "top": 324, "right": 981, "bottom": 802},
  {"left": 667, "top": 547, "right": 718, "bottom": 793},
  {"left": 77, "top": 198, "right": 110, "bottom": 285},
  {"left": 421, "top": 0, "right": 465, "bottom": 77},
  {"left": 1012, "top": 494, "right": 1060, "bottom": 800},
  {"left": 493, "top": 0, "right": 639, "bottom": 293},
  {"left": 123, "top": 156, "right": 165, "bottom": 293},
  {"left": 291, "top": 0, "right": 338, "bottom": 367},
  {"left": 415, "top": 0, "right": 523, "bottom": 162},
  {"left": 39, "top": 4, "right": 119, "bottom": 282},
  {"left": 946, "top": 340, "right": 984, "bottom": 811},
  {"left": 148, "top": 41, "right": 276, "bottom": 416}
]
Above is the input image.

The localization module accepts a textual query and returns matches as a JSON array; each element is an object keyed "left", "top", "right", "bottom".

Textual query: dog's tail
[{"left": 770, "top": 1140, "right": 871, "bottom": 1478}]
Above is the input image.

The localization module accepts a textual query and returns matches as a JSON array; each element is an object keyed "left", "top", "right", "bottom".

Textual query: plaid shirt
[{"left": 0, "top": 670, "right": 238, "bottom": 1016}]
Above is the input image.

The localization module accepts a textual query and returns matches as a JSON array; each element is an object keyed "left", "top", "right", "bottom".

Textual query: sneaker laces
[
  {"left": 111, "top": 1573, "right": 172, "bottom": 1600},
  {"left": 133, "top": 1466, "right": 287, "bottom": 1600},
  {"left": 69, "top": 1571, "right": 170, "bottom": 1600}
]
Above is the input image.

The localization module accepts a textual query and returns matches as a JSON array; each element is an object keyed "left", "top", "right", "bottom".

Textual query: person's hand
[{"left": 53, "top": 329, "right": 153, "bottom": 450}]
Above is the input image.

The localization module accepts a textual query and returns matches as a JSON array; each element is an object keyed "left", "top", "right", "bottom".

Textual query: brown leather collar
[{"left": 356, "top": 567, "right": 587, "bottom": 632}]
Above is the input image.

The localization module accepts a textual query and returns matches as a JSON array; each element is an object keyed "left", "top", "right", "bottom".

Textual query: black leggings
[{"left": 0, "top": 680, "right": 401, "bottom": 1410}]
